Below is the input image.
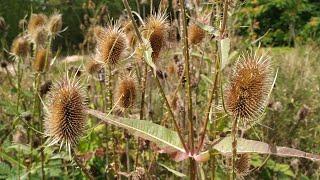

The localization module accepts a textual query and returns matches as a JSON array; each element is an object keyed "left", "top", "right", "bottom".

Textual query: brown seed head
[
  {"left": 45, "top": 78, "right": 86, "bottom": 147},
  {"left": 28, "top": 13, "right": 48, "bottom": 35},
  {"left": 11, "top": 36, "right": 29, "bottom": 58},
  {"left": 33, "top": 48, "right": 51, "bottom": 72},
  {"left": 235, "top": 153, "right": 251, "bottom": 177},
  {"left": 0, "top": 16, "right": 7, "bottom": 31},
  {"left": 30, "top": 27, "right": 48, "bottom": 47},
  {"left": 225, "top": 52, "right": 273, "bottom": 128},
  {"left": 116, "top": 76, "right": 137, "bottom": 109},
  {"left": 188, "top": 24, "right": 205, "bottom": 45},
  {"left": 145, "top": 13, "right": 168, "bottom": 60},
  {"left": 86, "top": 58, "right": 102, "bottom": 74},
  {"left": 47, "top": 13, "right": 62, "bottom": 36},
  {"left": 40, "top": 80, "right": 53, "bottom": 97},
  {"left": 96, "top": 25, "right": 127, "bottom": 65}
]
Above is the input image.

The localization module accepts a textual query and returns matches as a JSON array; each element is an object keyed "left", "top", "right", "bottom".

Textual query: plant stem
[
  {"left": 197, "top": 52, "right": 220, "bottom": 152},
  {"left": 231, "top": 117, "right": 238, "bottom": 180},
  {"left": 140, "top": 64, "right": 147, "bottom": 120},
  {"left": 179, "top": 0, "right": 196, "bottom": 178},
  {"left": 108, "top": 65, "right": 113, "bottom": 110},
  {"left": 72, "top": 149, "right": 94, "bottom": 180},
  {"left": 179, "top": 0, "right": 194, "bottom": 153}
]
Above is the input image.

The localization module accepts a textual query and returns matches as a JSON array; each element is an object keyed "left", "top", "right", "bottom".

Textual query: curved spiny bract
[
  {"left": 145, "top": 13, "right": 169, "bottom": 60},
  {"left": 96, "top": 25, "right": 127, "bottom": 66},
  {"left": 225, "top": 51, "right": 273, "bottom": 128},
  {"left": 45, "top": 77, "right": 87, "bottom": 149}
]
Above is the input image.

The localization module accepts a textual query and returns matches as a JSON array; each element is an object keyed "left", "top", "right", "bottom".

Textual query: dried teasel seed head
[
  {"left": 225, "top": 51, "right": 273, "bottom": 128},
  {"left": 40, "top": 80, "right": 53, "bottom": 97},
  {"left": 45, "top": 77, "right": 87, "bottom": 148},
  {"left": 33, "top": 48, "right": 51, "bottom": 72},
  {"left": 47, "top": 13, "right": 63, "bottom": 36},
  {"left": 19, "top": 19, "right": 28, "bottom": 30},
  {"left": 96, "top": 25, "right": 127, "bottom": 66},
  {"left": 116, "top": 75, "right": 137, "bottom": 109},
  {"left": 145, "top": 13, "right": 168, "bottom": 60},
  {"left": 30, "top": 27, "right": 48, "bottom": 47},
  {"left": 93, "top": 25, "right": 105, "bottom": 39},
  {"left": 235, "top": 154, "right": 251, "bottom": 177},
  {"left": 0, "top": 16, "right": 7, "bottom": 31},
  {"left": 86, "top": 58, "right": 103, "bottom": 75},
  {"left": 188, "top": 24, "right": 205, "bottom": 45},
  {"left": 11, "top": 36, "right": 29, "bottom": 58},
  {"left": 0, "top": 61, "right": 8, "bottom": 68},
  {"left": 296, "top": 104, "right": 310, "bottom": 121},
  {"left": 28, "top": 13, "right": 48, "bottom": 35}
]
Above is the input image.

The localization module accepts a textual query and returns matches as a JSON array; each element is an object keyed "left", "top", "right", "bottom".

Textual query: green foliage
[{"left": 236, "top": 0, "right": 320, "bottom": 46}]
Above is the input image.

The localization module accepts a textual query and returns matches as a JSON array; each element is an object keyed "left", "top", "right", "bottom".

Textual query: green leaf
[
  {"left": 219, "top": 38, "right": 230, "bottom": 70},
  {"left": 0, "top": 151, "right": 26, "bottom": 169},
  {"left": 158, "top": 163, "right": 187, "bottom": 178},
  {"left": 86, "top": 109, "right": 185, "bottom": 153},
  {"left": 211, "top": 137, "right": 320, "bottom": 161},
  {"left": 0, "top": 162, "right": 10, "bottom": 176}
]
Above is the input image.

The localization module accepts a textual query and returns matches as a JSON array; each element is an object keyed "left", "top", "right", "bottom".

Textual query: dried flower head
[
  {"left": 33, "top": 48, "right": 51, "bottom": 72},
  {"left": 11, "top": 36, "right": 29, "bottom": 58},
  {"left": 0, "top": 16, "right": 7, "bottom": 31},
  {"left": 19, "top": 19, "right": 28, "bottom": 30},
  {"left": 188, "top": 24, "right": 205, "bottom": 45},
  {"left": 45, "top": 77, "right": 87, "bottom": 149},
  {"left": 93, "top": 25, "right": 105, "bottom": 39},
  {"left": 40, "top": 80, "right": 53, "bottom": 97},
  {"left": 96, "top": 25, "right": 127, "bottom": 65},
  {"left": 47, "top": 13, "right": 63, "bottom": 36},
  {"left": 30, "top": 27, "right": 48, "bottom": 47},
  {"left": 236, "top": 154, "right": 251, "bottom": 177},
  {"left": 116, "top": 75, "right": 137, "bottom": 109},
  {"left": 225, "top": 51, "right": 273, "bottom": 128},
  {"left": 28, "top": 13, "right": 48, "bottom": 35},
  {"left": 144, "top": 13, "right": 168, "bottom": 60},
  {"left": 86, "top": 58, "right": 103, "bottom": 74}
]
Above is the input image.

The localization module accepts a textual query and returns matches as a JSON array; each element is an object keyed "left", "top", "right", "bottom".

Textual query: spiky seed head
[
  {"left": 28, "top": 13, "right": 48, "bottom": 35},
  {"left": 0, "top": 16, "right": 7, "bottom": 31},
  {"left": 86, "top": 58, "right": 103, "bottom": 75},
  {"left": 235, "top": 154, "right": 251, "bottom": 177},
  {"left": 40, "top": 80, "right": 52, "bottom": 97},
  {"left": 116, "top": 76, "right": 137, "bottom": 109},
  {"left": 19, "top": 19, "right": 28, "bottom": 30},
  {"left": 188, "top": 24, "right": 205, "bottom": 45},
  {"left": 33, "top": 48, "right": 51, "bottom": 72},
  {"left": 145, "top": 13, "right": 168, "bottom": 60},
  {"left": 0, "top": 61, "right": 7, "bottom": 68},
  {"left": 93, "top": 26, "right": 105, "bottom": 39},
  {"left": 45, "top": 77, "right": 86, "bottom": 148},
  {"left": 47, "top": 13, "right": 62, "bottom": 36},
  {"left": 225, "top": 52, "right": 273, "bottom": 128},
  {"left": 30, "top": 27, "right": 48, "bottom": 47},
  {"left": 96, "top": 25, "right": 127, "bottom": 65},
  {"left": 11, "top": 36, "right": 29, "bottom": 58}
]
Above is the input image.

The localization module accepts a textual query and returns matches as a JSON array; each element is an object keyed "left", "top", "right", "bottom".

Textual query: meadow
[{"left": 0, "top": 0, "right": 320, "bottom": 179}]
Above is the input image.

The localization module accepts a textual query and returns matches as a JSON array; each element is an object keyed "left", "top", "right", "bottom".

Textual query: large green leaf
[
  {"left": 86, "top": 109, "right": 185, "bottom": 153},
  {"left": 196, "top": 137, "right": 320, "bottom": 162}
]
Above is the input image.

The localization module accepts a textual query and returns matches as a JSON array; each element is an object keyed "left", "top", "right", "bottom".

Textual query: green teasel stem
[
  {"left": 72, "top": 149, "right": 94, "bottom": 180},
  {"left": 179, "top": 0, "right": 194, "bottom": 154},
  {"left": 108, "top": 65, "right": 113, "bottom": 110},
  {"left": 231, "top": 116, "right": 238, "bottom": 179},
  {"left": 197, "top": 47, "right": 221, "bottom": 152}
]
